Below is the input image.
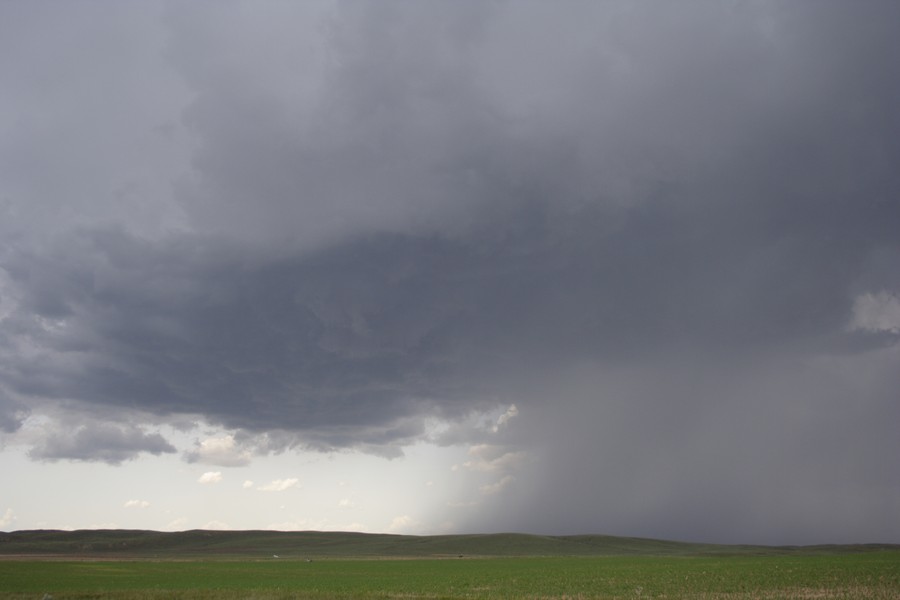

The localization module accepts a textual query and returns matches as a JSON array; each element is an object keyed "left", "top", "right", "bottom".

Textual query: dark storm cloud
[
  {"left": 0, "top": 1, "right": 187, "bottom": 241},
  {"left": 0, "top": 388, "right": 28, "bottom": 434},
  {"left": 1, "top": 0, "right": 899, "bottom": 542}
]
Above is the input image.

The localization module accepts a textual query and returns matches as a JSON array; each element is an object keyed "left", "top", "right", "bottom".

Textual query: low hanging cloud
[
  {"left": 850, "top": 292, "right": 900, "bottom": 334},
  {"left": 26, "top": 422, "right": 176, "bottom": 465},
  {"left": 184, "top": 435, "right": 252, "bottom": 467},
  {"left": 0, "top": 0, "right": 898, "bottom": 543},
  {"left": 123, "top": 499, "right": 150, "bottom": 509},
  {"left": 492, "top": 405, "right": 519, "bottom": 433}
]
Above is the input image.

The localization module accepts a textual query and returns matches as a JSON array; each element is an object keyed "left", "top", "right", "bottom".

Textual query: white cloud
[
  {"left": 257, "top": 478, "right": 299, "bottom": 492},
  {"left": 387, "top": 515, "right": 417, "bottom": 534},
  {"left": 492, "top": 404, "right": 520, "bottom": 432},
  {"left": 242, "top": 480, "right": 254, "bottom": 489},
  {"left": 850, "top": 292, "right": 900, "bottom": 334},
  {"left": 480, "top": 475, "right": 515, "bottom": 496},
  {"left": 429, "top": 403, "right": 523, "bottom": 445},
  {"left": 0, "top": 508, "right": 15, "bottom": 528},
  {"left": 266, "top": 520, "right": 312, "bottom": 531},
  {"left": 385, "top": 515, "right": 442, "bottom": 535},
  {"left": 198, "top": 471, "right": 223, "bottom": 484},
  {"left": 184, "top": 435, "right": 252, "bottom": 467},
  {"left": 338, "top": 498, "right": 356, "bottom": 509},
  {"left": 461, "top": 445, "right": 526, "bottom": 472},
  {"left": 165, "top": 517, "right": 189, "bottom": 531},
  {"left": 203, "top": 520, "right": 231, "bottom": 530},
  {"left": 266, "top": 518, "right": 371, "bottom": 532},
  {"left": 123, "top": 499, "right": 150, "bottom": 509}
]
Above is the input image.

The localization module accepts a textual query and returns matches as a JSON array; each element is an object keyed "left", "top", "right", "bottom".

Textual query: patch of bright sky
[{"left": 0, "top": 424, "right": 489, "bottom": 534}]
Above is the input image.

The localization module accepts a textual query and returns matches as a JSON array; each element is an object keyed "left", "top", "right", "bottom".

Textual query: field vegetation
[{"left": 1, "top": 530, "right": 897, "bottom": 599}]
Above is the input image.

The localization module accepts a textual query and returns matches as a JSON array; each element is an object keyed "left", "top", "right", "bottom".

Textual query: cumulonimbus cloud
[{"left": 0, "top": 0, "right": 898, "bottom": 544}]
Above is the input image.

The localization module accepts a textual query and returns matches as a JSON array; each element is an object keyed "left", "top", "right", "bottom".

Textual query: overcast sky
[{"left": 1, "top": 0, "right": 899, "bottom": 545}]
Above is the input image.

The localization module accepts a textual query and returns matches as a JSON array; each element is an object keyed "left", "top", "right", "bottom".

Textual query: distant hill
[{"left": 0, "top": 529, "right": 897, "bottom": 559}]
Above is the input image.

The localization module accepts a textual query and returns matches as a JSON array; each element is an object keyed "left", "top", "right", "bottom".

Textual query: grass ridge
[{"left": 1, "top": 529, "right": 898, "bottom": 559}]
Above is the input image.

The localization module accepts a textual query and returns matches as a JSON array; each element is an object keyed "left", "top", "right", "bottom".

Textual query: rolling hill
[{"left": 1, "top": 529, "right": 897, "bottom": 559}]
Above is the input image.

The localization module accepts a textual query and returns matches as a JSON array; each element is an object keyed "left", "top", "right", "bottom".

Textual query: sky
[{"left": 0, "top": 1, "right": 898, "bottom": 546}]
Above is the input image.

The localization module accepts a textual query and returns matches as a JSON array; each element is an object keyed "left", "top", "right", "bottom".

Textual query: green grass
[
  {"left": 1, "top": 553, "right": 899, "bottom": 599},
  {"left": 2, "top": 531, "right": 898, "bottom": 598}
]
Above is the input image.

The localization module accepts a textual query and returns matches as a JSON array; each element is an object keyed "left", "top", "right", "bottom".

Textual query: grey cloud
[
  {"left": 0, "top": 228, "right": 535, "bottom": 442},
  {"left": 0, "top": 389, "right": 28, "bottom": 434},
  {"left": 28, "top": 422, "right": 176, "bottom": 465},
  {"left": 0, "top": 1, "right": 188, "bottom": 241},
  {"left": 168, "top": 1, "right": 507, "bottom": 251},
  {"left": 2, "top": 174, "right": 894, "bottom": 452},
  {"left": 0, "top": 230, "right": 462, "bottom": 441}
]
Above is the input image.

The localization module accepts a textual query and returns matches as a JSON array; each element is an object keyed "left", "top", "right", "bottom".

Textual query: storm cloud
[{"left": 1, "top": 1, "right": 898, "bottom": 543}]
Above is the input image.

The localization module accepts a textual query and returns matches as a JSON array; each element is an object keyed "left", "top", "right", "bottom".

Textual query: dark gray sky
[{"left": 1, "top": 1, "right": 898, "bottom": 544}]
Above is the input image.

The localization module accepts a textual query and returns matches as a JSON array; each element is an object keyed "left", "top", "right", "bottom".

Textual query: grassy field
[
  {"left": 1, "top": 553, "right": 899, "bottom": 599},
  {"left": 1, "top": 530, "right": 898, "bottom": 599}
]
